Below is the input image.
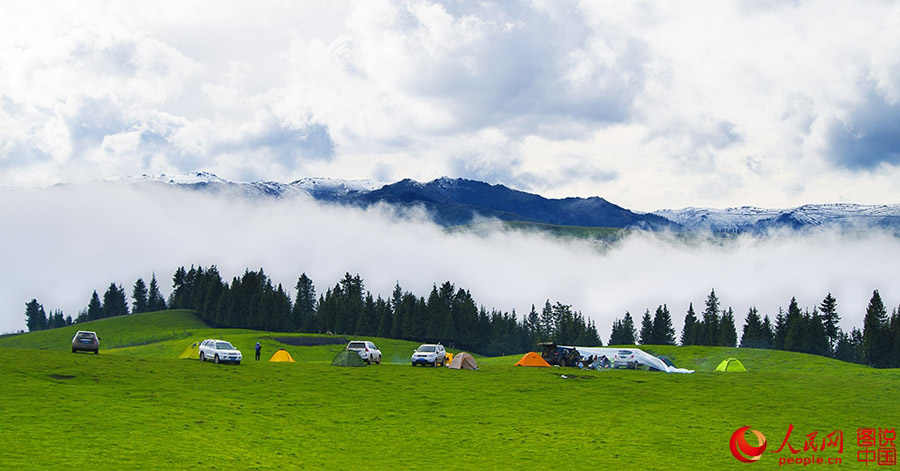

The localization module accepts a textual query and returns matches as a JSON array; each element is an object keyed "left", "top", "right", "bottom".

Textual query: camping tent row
[
  {"left": 178, "top": 343, "right": 296, "bottom": 362},
  {"left": 515, "top": 347, "right": 694, "bottom": 374}
]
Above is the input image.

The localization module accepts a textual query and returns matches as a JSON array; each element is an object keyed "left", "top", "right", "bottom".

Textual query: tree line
[
  {"left": 25, "top": 265, "right": 600, "bottom": 357},
  {"left": 606, "top": 288, "right": 900, "bottom": 368},
  {"left": 22, "top": 266, "right": 900, "bottom": 366}
]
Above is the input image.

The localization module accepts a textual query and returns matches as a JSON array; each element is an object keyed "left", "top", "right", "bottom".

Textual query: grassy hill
[{"left": 1, "top": 311, "right": 898, "bottom": 469}]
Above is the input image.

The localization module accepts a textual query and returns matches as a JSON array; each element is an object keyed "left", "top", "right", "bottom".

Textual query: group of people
[{"left": 579, "top": 354, "right": 611, "bottom": 370}]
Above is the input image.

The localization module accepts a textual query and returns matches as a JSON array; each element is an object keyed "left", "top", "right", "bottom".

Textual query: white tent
[{"left": 560, "top": 346, "right": 694, "bottom": 374}]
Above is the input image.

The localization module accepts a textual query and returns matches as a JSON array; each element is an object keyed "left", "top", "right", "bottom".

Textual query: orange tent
[{"left": 516, "top": 351, "right": 551, "bottom": 367}]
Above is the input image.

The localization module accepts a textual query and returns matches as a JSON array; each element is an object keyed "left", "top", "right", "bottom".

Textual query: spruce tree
[
  {"left": 818, "top": 293, "right": 840, "bottom": 348},
  {"left": 651, "top": 304, "right": 676, "bottom": 345},
  {"left": 718, "top": 307, "right": 737, "bottom": 347},
  {"left": 293, "top": 273, "right": 317, "bottom": 332},
  {"left": 639, "top": 310, "right": 653, "bottom": 345},
  {"left": 24, "top": 299, "right": 47, "bottom": 332},
  {"left": 701, "top": 289, "right": 721, "bottom": 346},
  {"left": 740, "top": 307, "right": 765, "bottom": 348},
  {"left": 147, "top": 273, "right": 167, "bottom": 312},
  {"left": 681, "top": 303, "right": 697, "bottom": 346},
  {"left": 132, "top": 278, "right": 148, "bottom": 314},
  {"left": 862, "top": 290, "right": 889, "bottom": 368},
  {"left": 87, "top": 291, "right": 103, "bottom": 321}
]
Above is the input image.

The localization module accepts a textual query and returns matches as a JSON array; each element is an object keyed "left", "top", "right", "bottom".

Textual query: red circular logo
[{"left": 730, "top": 426, "right": 768, "bottom": 463}]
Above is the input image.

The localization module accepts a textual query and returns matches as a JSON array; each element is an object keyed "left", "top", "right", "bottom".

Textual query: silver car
[{"left": 72, "top": 331, "right": 99, "bottom": 354}]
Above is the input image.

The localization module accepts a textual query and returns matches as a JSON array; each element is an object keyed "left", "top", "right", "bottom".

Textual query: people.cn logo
[{"left": 730, "top": 426, "right": 768, "bottom": 463}]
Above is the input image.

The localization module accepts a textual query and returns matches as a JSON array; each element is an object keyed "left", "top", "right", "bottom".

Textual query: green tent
[
  {"left": 715, "top": 358, "right": 747, "bottom": 372},
  {"left": 331, "top": 349, "right": 366, "bottom": 367}
]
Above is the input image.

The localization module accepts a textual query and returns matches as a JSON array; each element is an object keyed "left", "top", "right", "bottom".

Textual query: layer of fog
[{"left": 1, "top": 183, "right": 898, "bottom": 340}]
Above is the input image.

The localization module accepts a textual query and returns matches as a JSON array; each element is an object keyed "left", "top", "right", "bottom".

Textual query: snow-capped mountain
[
  {"left": 653, "top": 203, "right": 900, "bottom": 233},
  {"left": 119, "top": 172, "right": 900, "bottom": 233}
]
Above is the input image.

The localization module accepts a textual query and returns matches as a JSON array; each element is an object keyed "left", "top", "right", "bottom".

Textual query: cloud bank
[
  {"left": 2, "top": 1, "right": 900, "bottom": 209},
  {"left": 2, "top": 184, "right": 898, "bottom": 339}
]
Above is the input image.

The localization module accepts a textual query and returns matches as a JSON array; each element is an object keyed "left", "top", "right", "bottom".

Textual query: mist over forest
[{"left": 3, "top": 183, "right": 899, "bottom": 340}]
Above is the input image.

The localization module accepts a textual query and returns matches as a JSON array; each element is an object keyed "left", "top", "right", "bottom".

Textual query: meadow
[{"left": 1, "top": 311, "right": 898, "bottom": 469}]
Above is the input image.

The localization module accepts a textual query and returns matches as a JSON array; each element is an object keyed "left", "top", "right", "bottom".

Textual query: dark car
[{"left": 72, "top": 331, "right": 99, "bottom": 354}]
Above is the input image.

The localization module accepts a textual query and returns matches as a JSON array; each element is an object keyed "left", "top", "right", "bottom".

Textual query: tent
[
  {"left": 516, "top": 351, "right": 551, "bottom": 367},
  {"left": 444, "top": 352, "right": 454, "bottom": 366},
  {"left": 178, "top": 342, "right": 200, "bottom": 359},
  {"left": 331, "top": 349, "right": 366, "bottom": 367},
  {"left": 448, "top": 352, "right": 478, "bottom": 370},
  {"left": 659, "top": 356, "right": 676, "bottom": 368},
  {"left": 269, "top": 348, "right": 295, "bottom": 362},
  {"left": 715, "top": 358, "right": 746, "bottom": 372}
]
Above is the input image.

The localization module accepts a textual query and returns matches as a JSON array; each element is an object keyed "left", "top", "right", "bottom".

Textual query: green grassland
[{"left": 1, "top": 311, "right": 898, "bottom": 469}]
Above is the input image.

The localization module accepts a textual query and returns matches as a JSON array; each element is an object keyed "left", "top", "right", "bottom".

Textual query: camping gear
[
  {"left": 659, "top": 356, "right": 676, "bottom": 368},
  {"left": 178, "top": 342, "right": 200, "bottom": 359},
  {"left": 269, "top": 348, "right": 295, "bottom": 362},
  {"left": 448, "top": 352, "right": 478, "bottom": 370},
  {"left": 559, "top": 346, "right": 694, "bottom": 374},
  {"left": 515, "top": 351, "right": 551, "bottom": 367},
  {"left": 331, "top": 349, "right": 366, "bottom": 367},
  {"left": 444, "top": 352, "right": 454, "bottom": 366},
  {"left": 715, "top": 358, "right": 747, "bottom": 372}
]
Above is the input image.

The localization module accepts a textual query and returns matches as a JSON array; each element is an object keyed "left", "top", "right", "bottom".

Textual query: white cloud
[
  {"left": 1, "top": 184, "right": 897, "bottom": 341},
  {"left": 2, "top": 1, "right": 900, "bottom": 207}
]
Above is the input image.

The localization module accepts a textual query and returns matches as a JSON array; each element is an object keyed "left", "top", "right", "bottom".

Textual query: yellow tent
[
  {"left": 515, "top": 351, "right": 551, "bottom": 367},
  {"left": 444, "top": 352, "right": 454, "bottom": 366},
  {"left": 269, "top": 348, "right": 296, "bottom": 362},
  {"left": 178, "top": 342, "right": 200, "bottom": 359}
]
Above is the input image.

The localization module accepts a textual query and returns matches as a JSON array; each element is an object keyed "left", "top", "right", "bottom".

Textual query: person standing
[{"left": 255, "top": 341, "right": 261, "bottom": 361}]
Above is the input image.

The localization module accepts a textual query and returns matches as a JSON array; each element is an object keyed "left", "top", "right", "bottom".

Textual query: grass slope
[{"left": 1, "top": 312, "right": 898, "bottom": 469}]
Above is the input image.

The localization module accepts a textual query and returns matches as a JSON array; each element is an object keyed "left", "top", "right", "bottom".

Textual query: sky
[
  {"left": 2, "top": 1, "right": 900, "bottom": 335},
  {"left": 1, "top": 0, "right": 900, "bottom": 210}
]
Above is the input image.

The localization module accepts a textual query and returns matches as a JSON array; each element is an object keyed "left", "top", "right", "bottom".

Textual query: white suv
[
  {"left": 347, "top": 341, "right": 382, "bottom": 364},
  {"left": 411, "top": 344, "right": 446, "bottom": 367},
  {"left": 198, "top": 339, "right": 242, "bottom": 364}
]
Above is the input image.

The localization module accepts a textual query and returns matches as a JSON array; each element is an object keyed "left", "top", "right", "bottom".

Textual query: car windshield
[
  {"left": 618, "top": 350, "right": 632, "bottom": 355},
  {"left": 77, "top": 333, "right": 95, "bottom": 339},
  {"left": 417, "top": 346, "right": 436, "bottom": 353},
  {"left": 348, "top": 342, "right": 366, "bottom": 349},
  {"left": 216, "top": 342, "right": 234, "bottom": 350}
]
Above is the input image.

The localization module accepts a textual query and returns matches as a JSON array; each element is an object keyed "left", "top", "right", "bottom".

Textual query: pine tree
[
  {"left": 293, "top": 273, "right": 317, "bottom": 332},
  {"left": 24, "top": 299, "right": 47, "bottom": 332},
  {"left": 609, "top": 312, "right": 636, "bottom": 345},
  {"left": 773, "top": 307, "right": 787, "bottom": 350},
  {"left": 132, "top": 278, "right": 148, "bottom": 314},
  {"left": 651, "top": 304, "right": 676, "bottom": 345},
  {"left": 681, "top": 303, "right": 697, "bottom": 346},
  {"left": 87, "top": 291, "right": 103, "bottom": 321},
  {"left": 740, "top": 306, "right": 765, "bottom": 348},
  {"left": 639, "top": 310, "right": 653, "bottom": 345},
  {"left": 540, "top": 300, "right": 554, "bottom": 341},
  {"left": 818, "top": 293, "right": 840, "bottom": 349},
  {"left": 701, "top": 289, "right": 721, "bottom": 346},
  {"left": 718, "top": 307, "right": 737, "bottom": 347},
  {"left": 783, "top": 298, "right": 804, "bottom": 352},
  {"left": 147, "top": 273, "right": 167, "bottom": 312},
  {"left": 862, "top": 290, "right": 889, "bottom": 368},
  {"left": 102, "top": 283, "right": 129, "bottom": 318}
]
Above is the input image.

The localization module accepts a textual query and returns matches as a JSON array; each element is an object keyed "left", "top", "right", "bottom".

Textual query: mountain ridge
[{"left": 119, "top": 172, "right": 900, "bottom": 233}]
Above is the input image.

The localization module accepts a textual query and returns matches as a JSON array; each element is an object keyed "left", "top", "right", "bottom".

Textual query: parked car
[
  {"left": 71, "top": 331, "right": 99, "bottom": 354},
  {"left": 411, "top": 344, "right": 446, "bottom": 367},
  {"left": 198, "top": 339, "right": 242, "bottom": 364},
  {"left": 614, "top": 349, "right": 636, "bottom": 369},
  {"left": 346, "top": 341, "right": 382, "bottom": 364}
]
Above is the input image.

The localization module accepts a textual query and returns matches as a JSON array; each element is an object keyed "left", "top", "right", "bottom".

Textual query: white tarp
[{"left": 560, "top": 346, "right": 694, "bottom": 374}]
